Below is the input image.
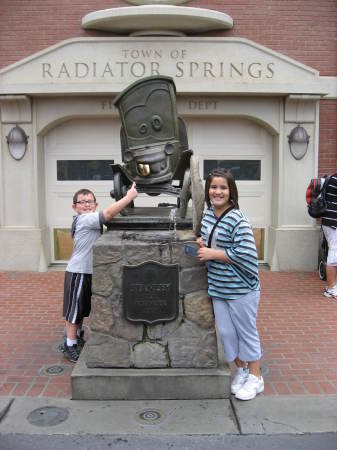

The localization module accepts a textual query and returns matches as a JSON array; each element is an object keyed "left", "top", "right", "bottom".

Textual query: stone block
[
  {"left": 123, "top": 242, "right": 162, "bottom": 264},
  {"left": 92, "top": 265, "right": 114, "bottom": 297},
  {"left": 146, "top": 297, "right": 184, "bottom": 341},
  {"left": 184, "top": 290, "right": 214, "bottom": 329},
  {"left": 158, "top": 242, "right": 172, "bottom": 263},
  {"left": 90, "top": 294, "right": 113, "bottom": 334},
  {"left": 168, "top": 321, "right": 217, "bottom": 368},
  {"left": 132, "top": 341, "right": 169, "bottom": 368},
  {"left": 196, "top": 330, "right": 218, "bottom": 368},
  {"left": 85, "top": 333, "right": 133, "bottom": 368},
  {"left": 72, "top": 352, "right": 231, "bottom": 400},
  {"left": 93, "top": 245, "right": 122, "bottom": 266},
  {"left": 108, "top": 262, "right": 123, "bottom": 290},
  {"left": 109, "top": 294, "right": 144, "bottom": 341},
  {"left": 176, "top": 230, "right": 197, "bottom": 241},
  {"left": 179, "top": 266, "right": 208, "bottom": 294}
]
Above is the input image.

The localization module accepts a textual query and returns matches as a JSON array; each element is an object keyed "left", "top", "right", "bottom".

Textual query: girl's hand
[
  {"left": 197, "top": 247, "right": 214, "bottom": 261},
  {"left": 196, "top": 237, "right": 205, "bottom": 248},
  {"left": 198, "top": 247, "right": 231, "bottom": 263}
]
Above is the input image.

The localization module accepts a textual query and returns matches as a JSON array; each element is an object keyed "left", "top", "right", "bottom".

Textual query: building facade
[{"left": 0, "top": 0, "right": 336, "bottom": 271}]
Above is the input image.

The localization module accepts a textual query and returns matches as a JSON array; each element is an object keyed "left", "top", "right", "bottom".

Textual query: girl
[{"left": 197, "top": 169, "right": 263, "bottom": 400}]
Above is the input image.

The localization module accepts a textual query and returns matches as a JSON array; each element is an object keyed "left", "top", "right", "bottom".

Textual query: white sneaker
[
  {"left": 231, "top": 367, "right": 249, "bottom": 395},
  {"left": 235, "top": 374, "right": 264, "bottom": 401},
  {"left": 324, "top": 287, "right": 337, "bottom": 298}
]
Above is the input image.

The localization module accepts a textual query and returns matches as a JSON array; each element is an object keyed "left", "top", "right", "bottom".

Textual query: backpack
[{"left": 305, "top": 175, "right": 331, "bottom": 218}]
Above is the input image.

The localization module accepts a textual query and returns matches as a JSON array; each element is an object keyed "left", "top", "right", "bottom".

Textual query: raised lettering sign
[
  {"left": 41, "top": 47, "right": 275, "bottom": 81},
  {"left": 123, "top": 261, "right": 179, "bottom": 325}
]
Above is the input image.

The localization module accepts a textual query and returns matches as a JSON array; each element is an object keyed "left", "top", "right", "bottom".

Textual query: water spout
[{"left": 169, "top": 207, "right": 177, "bottom": 241}]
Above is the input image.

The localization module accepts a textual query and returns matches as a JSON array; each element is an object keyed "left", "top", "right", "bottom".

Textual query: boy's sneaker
[
  {"left": 58, "top": 342, "right": 66, "bottom": 354},
  {"left": 77, "top": 332, "right": 86, "bottom": 349},
  {"left": 231, "top": 367, "right": 249, "bottom": 395},
  {"left": 59, "top": 340, "right": 84, "bottom": 354},
  {"left": 63, "top": 343, "right": 80, "bottom": 363},
  {"left": 235, "top": 374, "right": 264, "bottom": 401},
  {"left": 323, "top": 287, "right": 337, "bottom": 298}
]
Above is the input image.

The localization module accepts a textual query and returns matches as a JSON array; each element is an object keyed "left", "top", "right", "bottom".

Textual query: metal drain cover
[
  {"left": 40, "top": 365, "right": 71, "bottom": 376},
  {"left": 135, "top": 408, "right": 165, "bottom": 425},
  {"left": 27, "top": 406, "right": 69, "bottom": 427}
]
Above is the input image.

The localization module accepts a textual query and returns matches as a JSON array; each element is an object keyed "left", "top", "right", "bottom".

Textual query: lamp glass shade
[
  {"left": 7, "top": 125, "right": 28, "bottom": 160},
  {"left": 288, "top": 125, "right": 309, "bottom": 160},
  {"left": 289, "top": 141, "right": 308, "bottom": 160}
]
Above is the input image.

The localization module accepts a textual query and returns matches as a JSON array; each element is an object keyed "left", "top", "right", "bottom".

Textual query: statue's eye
[
  {"left": 139, "top": 123, "right": 148, "bottom": 135},
  {"left": 151, "top": 115, "right": 163, "bottom": 131}
]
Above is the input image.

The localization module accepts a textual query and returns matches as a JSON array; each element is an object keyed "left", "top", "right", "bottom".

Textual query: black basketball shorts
[{"left": 63, "top": 271, "right": 92, "bottom": 324}]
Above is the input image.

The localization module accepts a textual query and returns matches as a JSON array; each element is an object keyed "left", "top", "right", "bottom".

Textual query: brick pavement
[{"left": 0, "top": 270, "right": 336, "bottom": 398}]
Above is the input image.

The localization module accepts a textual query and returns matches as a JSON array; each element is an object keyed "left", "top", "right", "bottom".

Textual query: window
[
  {"left": 57, "top": 160, "right": 114, "bottom": 181},
  {"left": 203, "top": 160, "right": 261, "bottom": 181}
]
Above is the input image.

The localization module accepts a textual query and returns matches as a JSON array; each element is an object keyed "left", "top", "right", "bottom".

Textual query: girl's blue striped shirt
[{"left": 201, "top": 208, "right": 260, "bottom": 300}]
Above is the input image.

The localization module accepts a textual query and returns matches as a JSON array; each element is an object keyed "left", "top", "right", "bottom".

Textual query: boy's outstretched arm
[{"left": 103, "top": 182, "right": 138, "bottom": 222}]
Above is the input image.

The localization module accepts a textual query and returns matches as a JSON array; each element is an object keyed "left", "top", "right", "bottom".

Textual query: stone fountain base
[
  {"left": 71, "top": 226, "right": 230, "bottom": 400},
  {"left": 72, "top": 342, "right": 230, "bottom": 400}
]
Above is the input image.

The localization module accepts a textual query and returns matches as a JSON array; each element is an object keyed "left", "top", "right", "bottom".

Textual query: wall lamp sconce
[
  {"left": 288, "top": 124, "right": 310, "bottom": 160},
  {"left": 6, "top": 125, "right": 29, "bottom": 160}
]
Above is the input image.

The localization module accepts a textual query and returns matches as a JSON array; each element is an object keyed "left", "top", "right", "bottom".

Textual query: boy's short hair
[{"left": 73, "top": 189, "right": 97, "bottom": 204}]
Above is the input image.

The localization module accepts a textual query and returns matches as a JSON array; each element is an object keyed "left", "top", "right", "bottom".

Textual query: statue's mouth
[
  {"left": 135, "top": 149, "right": 168, "bottom": 177},
  {"left": 138, "top": 163, "right": 150, "bottom": 176},
  {"left": 137, "top": 160, "right": 167, "bottom": 177},
  {"left": 126, "top": 142, "right": 178, "bottom": 178}
]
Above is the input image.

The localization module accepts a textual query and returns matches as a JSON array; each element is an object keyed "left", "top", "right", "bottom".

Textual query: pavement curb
[{"left": 0, "top": 395, "right": 336, "bottom": 436}]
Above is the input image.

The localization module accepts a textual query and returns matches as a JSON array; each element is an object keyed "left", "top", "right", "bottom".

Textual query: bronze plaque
[{"left": 123, "top": 261, "right": 179, "bottom": 325}]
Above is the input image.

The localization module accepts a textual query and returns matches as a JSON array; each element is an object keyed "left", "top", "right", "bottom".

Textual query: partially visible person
[
  {"left": 321, "top": 170, "right": 337, "bottom": 299},
  {"left": 62, "top": 182, "right": 138, "bottom": 362},
  {"left": 197, "top": 168, "right": 263, "bottom": 401}
]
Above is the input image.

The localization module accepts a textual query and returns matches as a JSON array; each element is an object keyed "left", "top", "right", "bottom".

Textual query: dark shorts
[{"left": 63, "top": 271, "right": 92, "bottom": 324}]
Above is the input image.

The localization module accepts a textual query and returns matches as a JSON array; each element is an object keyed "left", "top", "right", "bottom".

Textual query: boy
[{"left": 61, "top": 182, "right": 138, "bottom": 362}]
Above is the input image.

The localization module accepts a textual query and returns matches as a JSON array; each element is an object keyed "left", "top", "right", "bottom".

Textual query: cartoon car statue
[{"left": 111, "top": 75, "right": 204, "bottom": 233}]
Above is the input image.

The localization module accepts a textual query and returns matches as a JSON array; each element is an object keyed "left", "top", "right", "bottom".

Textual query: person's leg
[
  {"left": 212, "top": 298, "right": 239, "bottom": 363},
  {"left": 247, "top": 360, "right": 260, "bottom": 378},
  {"left": 227, "top": 291, "right": 264, "bottom": 400},
  {"left": 62, "top": 272, "right": 83, "bottom": 361},
  {"left": 75, "top": 274, "right": 92, "bottom": 348},
  {"left": 322, "top": 226, "right": 337, "bottom": 296},
  {"left": 234, "top": 357, "right": 247, "bottom": 369},
  {"left": 212, "top": 298, "right": 249, "bottom": 394},
  {"left": 326, "top": 265, "right": 337, "bottom": 290},
  {"left": 76, "top": 319, "right": 86, "bottom": 348},
  {"left": 228, "top": 290, "right": 262, "bottom": 364},
  {"left": 65, "top": 321, "right": 78, "bottom": 341},
  {"left": 63, "top": 321, "right": 81, "bottom": 362}
]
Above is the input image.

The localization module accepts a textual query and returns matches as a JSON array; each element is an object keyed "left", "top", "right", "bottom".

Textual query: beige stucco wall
[{"left": 0, "top": 37, "right": 330, "bottom": 271}]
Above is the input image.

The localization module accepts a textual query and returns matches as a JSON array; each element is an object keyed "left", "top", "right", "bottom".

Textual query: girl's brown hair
[{"left": 204, "top": 169, "right": 239, "bottom": 209}]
